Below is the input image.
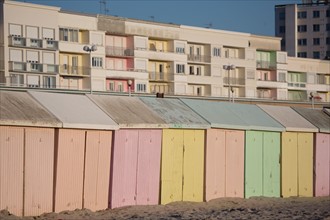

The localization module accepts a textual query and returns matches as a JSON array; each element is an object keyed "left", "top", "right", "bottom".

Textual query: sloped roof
[
  {"left": 88, "top": 95, "right": 167, "bottom": 128},
  {"left": 293, "top": 107, "right": 330, "bottom": 133},
  {"left": 258, "top": 104, "right": 318, "bottom": 132},
  {"left": 0, "top": 90, "right": 61, "bottom": 127},
  {"left": 29, "top": 91, "right": 118, "bottom": 130},
  {"left": 181, "top": 99, "right": 284, "bottom": 132},
  {"left": 139, "top": 97, "right": 210, "bottom": 129}
]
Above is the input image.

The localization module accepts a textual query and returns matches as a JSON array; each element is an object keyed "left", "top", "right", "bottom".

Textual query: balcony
[
  {"left": 8, "top": 36, "right": 59, "bottom": 50},
  {"left": 149, "top": 72, "right": 173, "bottom": 82},
  {"left": 106, "top": 46, "right": 134, "bottom": 57},
  {"left": 256, "top": 79, "right": 287, "bottom": 89},
  {"left": 59, "top": 65, "right": 90, "bottom": 76},
  {"left": 9, "top": 61, "right": 59, "bottom": 74},
  {"left": 106, "top": 68, "right": 149, "bottom": 80},
  {"left": 223, "top": 77, "right": 245, "bottom": 86},
  {"left": 256, "top": 60, "right": 276, "bottom": 70},
  {"left": 187, "top": 54, "right": 211, "bottom": 63},
  {"left": 288, "top": 82, "right": 306, "bottom": 88}
]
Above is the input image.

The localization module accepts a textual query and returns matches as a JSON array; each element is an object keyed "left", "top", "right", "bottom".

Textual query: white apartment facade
[
  {"left": 275, "top": 0, "right": 330, "bottom": 59},
  {"left": 1, "top": 0, "right": 329, "bottom": 102}
]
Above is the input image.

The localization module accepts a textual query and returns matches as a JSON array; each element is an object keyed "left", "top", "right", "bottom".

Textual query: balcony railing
[
  {"left": 223, "top": 77, "right": 245, "bottom": 86},
  {"left": 106, "top": 46, "right": 134, "bottom": 57},
  {"left": 256, "top": 60, "right": 276, "bottom": 69},
  {"left": 9, "top": 61, "right": 59, "bottom": 74},
  {"left": 8, "top": 36, "right": 59, "bottom": 50},
  {"left": 187, "top": 54, "right": 211, "bottom": 63},
  {"left": 288, "top": 82, "right": 306, "bottom": 88},
  {"left": 60, "top": 65, "right": 89, "bottom": 76},
  {"left": 149, "top": 72, "right": 173, "bottom": 82}
]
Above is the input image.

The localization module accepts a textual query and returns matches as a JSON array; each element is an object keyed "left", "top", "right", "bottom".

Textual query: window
[
  {"left": 278, "top": 72, "right": 286, "bottom": 82},
  {"left": 327, "top": 10, "right": 330, "bottom": 17},
  {"left": 136, "top": 83, "right": 146, "bottom": 92},
  {"left": 326, "top": 51, "right": 330, "bottom": 59},
  {"left": 92, "top": 57, "right": 103, "bottom": 67},
  {"left": 297, "top": 25, "right": 307, "bottom": 32},
  {"left": 313, "top": 24, "right": 320, "bottom": 32},
  {"left": 313, "top": 51, "right": 320, "bottom": 59},
  {"left": 176, "top": 64, "right": 185, "bottom": 74},
  {"left": 109, "top": 81, "right": 114, "bottom": 91},
  {"left": 313, "top": 10, "right": 320, "bottom": 18},
  {"left": 298, "top": 39, "right": 307, "bottom": 46},
  {"left": 10, "top": 74, "right": 24, "bottom": 86},
  {"left": 281, "top": 39, "right": 286, "bottom": 48},
  {"left": 279, "top": 26, "right": 286, "bottom": 33},
  {"left": 313, "top": 38, "right": 320, "bottom": 45},
  {"left": 298, "top": 11, "right": 307, "bottom": 19},
  {"left": 196, "top": 67, "right": 201, "bottom": 75},
  {"left": 327, "top": 37, "right": 330, "bottom": 45},
  {"left": 117, "top": 82, "right": 123, "bottom": 92},
  {"left": 279, "top": 12, "right": 285, "bottom": 20},
  {"left": 43, "top": 76, "right": 56, "bottom": 88},
  {"left": 176, "top": 47, "right": 185, "bottom": 54},
  {"left": 59, "top": 28, "right": 78, "bottom": 42},
  {"left": 297, "top": 52, "right": 307, "bottom": 58},
  {"left": 213, "top": 48, "right": 221, "bottom": 57},
  {"left": 327, "top": 24, "right": 330, "bottom": 31},
  {"left": 189, "top": 66, "right": 194, "bottom": 75}
]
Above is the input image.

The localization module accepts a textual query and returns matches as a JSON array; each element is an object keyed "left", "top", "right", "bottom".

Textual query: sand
[{"left": 1, "top": 197, "right": 329, "bottom": 219}]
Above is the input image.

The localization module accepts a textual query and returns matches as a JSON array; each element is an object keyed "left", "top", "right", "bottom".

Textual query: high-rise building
[
  {"left": 275, "top": 0, "right": 330, "bottom": 59},
  {"left": 1, "top": 0, "right": 329, "bottom": 102}
]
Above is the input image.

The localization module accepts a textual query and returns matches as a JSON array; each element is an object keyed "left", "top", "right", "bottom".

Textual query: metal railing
[
  {"left": 59, "top": 65, "right": 90, "bottom": 76},
  {"left": 256, "top": 60, "right": 276, "bottom": 69},
  {"left": 288, "top": 82, "right": 306, "bottom": 88},
  {"left": 105, "top": 46, "right": 134, "bottom": 56},
  {"left": 8, "top": 36, "right": 59, "bottom": 50},
  {"left": 149, "top": 72, "right": 174, "bottom": 82},
  {"left": 223, "top": 77, "right": 245, "bottom": 85},
  {"left": 187, "top": 54, "right": 211, "bottom": 63},
  {"left": 9, "top": 61, "right": 59, "bottom": 74}
]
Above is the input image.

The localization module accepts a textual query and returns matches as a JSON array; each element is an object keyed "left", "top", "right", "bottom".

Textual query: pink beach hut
[
  {"left": 29, "top": 91, "right": 118, "bottom": 213},
  {"left": 0, "top": 90, "right": 62, "bottom": 217},
  {"left": 87, "top": 95, "right": 167, "bottom": 209}
]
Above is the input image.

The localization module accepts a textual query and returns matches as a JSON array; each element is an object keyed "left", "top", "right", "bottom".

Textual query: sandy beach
[{"left": 1, "top": 196, "right": 329, "bottom": 219}]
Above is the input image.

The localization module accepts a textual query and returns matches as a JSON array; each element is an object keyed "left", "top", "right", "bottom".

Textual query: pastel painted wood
[
  {"left": 281, "top": 132, "right": 298, "bottom": 197},
  {"left": 205, "top": 129, "right": 226, "bottom": 201},
  {"left": 314, "top": 133, "right": 330, "bottom": 196}
]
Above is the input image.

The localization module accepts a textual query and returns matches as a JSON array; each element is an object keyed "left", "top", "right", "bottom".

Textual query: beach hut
[
  {"left": 139, "top": 97, "right": 210, "bottom": 204},
  {"left": 181, "top": 99, "right": 284, "bottom": 200},
  {"left": 29, "top": 91, "right": 118, "bottom": 212},
  {"left": 258, "top": 105, "right": 318, "bottom": 198},
  {"left": 0, "top": 90, "right": 62, "bottom": 216},
  {"left": 87, "top": 95, "right": 167, "bottom": 209},
  {"left": 293, "top": 107, "right": 330, "bottom": 197}
]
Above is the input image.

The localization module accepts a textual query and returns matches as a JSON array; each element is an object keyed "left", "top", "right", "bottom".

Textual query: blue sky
[{"left": 18, "top": 0, "right": 300, "bottom": 36}]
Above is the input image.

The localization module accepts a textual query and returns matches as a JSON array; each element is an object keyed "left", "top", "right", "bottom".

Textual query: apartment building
[
  {"left": 275, "top": 0, "right": 330, "bottom": 59},
  {"left": 1, "top": 0, "right": 329, "bottom": 102}
]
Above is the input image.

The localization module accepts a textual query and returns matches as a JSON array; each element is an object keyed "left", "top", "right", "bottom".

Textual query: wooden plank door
[
  {"left": 182, "top": 129, "right": 204, "bottom": 202},
  {"left": 314, "top": 133, "right": 330, "bottom": 197},
  {"left": 84, "top": 130, "right": 112, "bottom": 211},
  {"left": 263, "top": 132, "right": 280, "bottom": 197},
  {"left": 110, "top": 129, "right": 138, "bottom": 208},
  {"left": 161, "top": 129, "right": 184, "bottom": 204},
  {"left": 281, "top": 132, "right": 298, "bottom": 197},
  {"left": 225, "top": 130, "right": 244, "bottom": 197},
  {"left": 205, "top": 129, "right": 225, "bottom": 201},
  {"left": 136, "top": 129, "right": 162, "bottom": 205},
  {"left": 297, "top": 133, "right": 313, "bottom": 197},
  {"left": 245, "top": 131, "right": 263, "bottom": 198}
]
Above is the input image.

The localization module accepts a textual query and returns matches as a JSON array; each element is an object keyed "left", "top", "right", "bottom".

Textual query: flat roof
[
  {"left": 258, "top": 104, "right": 318, "bottom": 132},
  {"left": 88, "top": 95, "right": 167, "bottom": 128},
  {"left": 139, "top": 97, "right": 210, "bottom": 129},
  {"left": 29, "top": 91, "right": 118, "bottom": 130},
  {"left": 0, "top": 91, "right": 62, "bottom": 128}
]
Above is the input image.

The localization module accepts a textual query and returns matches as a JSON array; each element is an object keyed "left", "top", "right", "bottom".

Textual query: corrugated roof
[
  {"left": 139, "top": 97, "right": 210, "bottom": 129},
  {"left": 29, "top": 91, "right": 118, "bottom": 130},
  {"left": 181, "top": 99, "right": 284, "bottom": 131},
  {"left": 0, "top": 91, "right": 62, "bottom": 128},
  {"left": 87, "top": 95, "right": 167, "bottom": 128},
  {"left": 292, "top": 107, "right": 330, "bottom": 133},
  {"left": 258, "top": 104, "right": 318, "bottom": 132}
]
